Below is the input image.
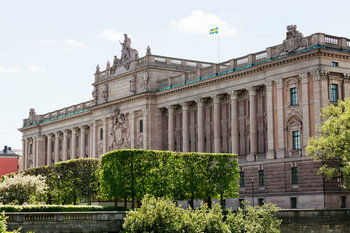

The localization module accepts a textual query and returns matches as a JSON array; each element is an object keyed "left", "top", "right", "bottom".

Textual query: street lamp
[{"left": 251, "top": 178, "right": 255, "bottom": 206}]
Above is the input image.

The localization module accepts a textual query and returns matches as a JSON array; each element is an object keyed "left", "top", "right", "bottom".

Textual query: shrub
[
  {"left": 0, "top": 174, "right": 47, "bottom": 204},
  {"left": 0, "top": 211, "right": 20, "bottom": 233},
  {"left": 123, "top": 196, "right": 281, "bottom": 233}
]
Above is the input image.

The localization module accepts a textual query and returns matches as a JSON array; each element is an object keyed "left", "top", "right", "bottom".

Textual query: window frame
[
  {"left": 259, "top": 170, "right": 264, "bottom": 187},
  {"left": 239, "top": 171, "right": 245, "bottom": 187},
  {"left": 291, "top": 197, "right": 297, "bottom": 209},
  {"left": 100, "top": 128, "right": 103, "bottom": 140},
  {"left": 139, "top": 119, "right": 143, "bottom": 133},
  {"left": 331, "top": 83, "right": 339, "bottom": 102},
  {"left": 290, "top": 87, "right": 298, "bottom": 106},
  {"left": 291, "top": 167, "right": 298, "bottom": 185},
  {"left": 292, "top": 130, "right": 301, "bottom": 150}
]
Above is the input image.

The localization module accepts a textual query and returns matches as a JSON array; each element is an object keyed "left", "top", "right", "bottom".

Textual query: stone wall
[{"left": 5, "top": 209, "right": 350, "bottom": 233}]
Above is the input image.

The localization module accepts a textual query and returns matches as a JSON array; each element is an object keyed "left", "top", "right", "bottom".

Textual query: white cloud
[
  {"left": 26, "top": 65, "right": 46, "bottom": 72},
  {"left": 40, "top": 39, "right": 57, "bottom": 45},
  {"left": 99, "top": 29, "right": 124, "bottom": 42},
  {"left": 171, "top": 10, "right": 237, "bottom": 37},
  {"left": 64, "top": 39, "right": 87, "bottom": 48},
  {"left": 0, "top": 66, "right": 19, "bottom": 73}
]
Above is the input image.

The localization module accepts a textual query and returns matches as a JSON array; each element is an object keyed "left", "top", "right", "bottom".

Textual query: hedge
[
  {"left": 0, "top": 204, "right": 127, "bottom": 212},
  {"left": 100, "top": 149, "right": 239, "bottom": 208}
]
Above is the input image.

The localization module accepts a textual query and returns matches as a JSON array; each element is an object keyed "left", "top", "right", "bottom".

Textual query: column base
[
  {"left": 266, "top": 150, "right": 275, "bottom": 159},
  {"left": 276, "top": 150, "right": 285, "bottom": 159},
  {"left": 246, "top": 153, "right": 256, "bottom": 162}
]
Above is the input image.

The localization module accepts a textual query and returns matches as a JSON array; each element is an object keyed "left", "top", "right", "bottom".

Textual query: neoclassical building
[{"left": 19, "top": 26, "right": 350, "bottom": 209}]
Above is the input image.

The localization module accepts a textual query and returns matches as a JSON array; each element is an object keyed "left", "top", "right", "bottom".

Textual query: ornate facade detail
[
  {"left": 27, "top": 108, "right": 38, "bottom": 125},
  {"left": 118, "top": 34, "right": 139, "bottom": 68},
  {"left": 312, "top": 70, "right": 329, "bottom": 81},
  {"left": 95, "top": 64, "right": 100, "bottom": 74},
  {"left": 276, "top": 79, "right": 283, "bottom": 89},
  {"left": 300, "top": 73, "right": 309, "bottom": 83},
  {"left": 130, "top": 75, "right": 136, "bottom": 92},
  {"left": 138, "top": 73, "right": 149, "bottom": 91},
  {"left": 230, "top": 90, "right": 239, "bottom": 99},
  {"left": 108, "top": 108, "right": 130, "bottom": 150},
  {"left": 92, "top": 86, "right": 98, "bottom": 105},
  {"left": 102, "top": 83, "right": 108, "bottom": 103},
  {"left": 280, "top": 25, "right": 307, "bottom": 53},
  {"left": 247, "top": 87, "right": 257, "bottom": 96},
  {"left": 286, "top": 107, "right": 303, "bottom": 120},
  {"left": 146, "top": 45, "right": 151, "bottom": 55},
  {"left": 265, "top": 81, "right": 273, "bottom": 92},
  {"left": 113, "top": 56, "right": 119, "bottom": 66}
]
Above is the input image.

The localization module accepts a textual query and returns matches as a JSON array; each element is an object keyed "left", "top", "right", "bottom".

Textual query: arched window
[
  {"left": 100, "top": 128, "right": 103, "bottom": 140},
  {"left": 139, "top": 120, "right": 143, "bottom": 133}
]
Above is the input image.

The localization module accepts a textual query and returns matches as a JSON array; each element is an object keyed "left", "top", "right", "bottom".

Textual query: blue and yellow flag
[{"left": 209, "top": 27, "right": 218, "bottom": 35}]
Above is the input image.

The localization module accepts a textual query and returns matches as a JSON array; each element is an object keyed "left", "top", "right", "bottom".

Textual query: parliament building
[{"left": 19, "top": 26, "right": 350, "bottom": 209}]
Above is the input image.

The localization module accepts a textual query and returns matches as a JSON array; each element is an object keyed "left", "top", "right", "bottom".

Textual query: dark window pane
[
  {"left": 331, "top": 84, "right": 338, "bottom": 102},
  {"left": 341, "top": 196, "right": 346, "bottom": 208},
  {"left": 258, "top": 198, "right": 264, "bottom": 206},
  {"left": 239, "top": 172, "right": 245, "bottom": 187},
  {"left": 293, "top": 131, "right": 300, "bottom": 150},
  {"left": 290, "top": 87, "right": 298, "bottom": 105},
  {"left": 292, "top": 167, "right": 298, "bottom": 184},
  {"left": 140, "top": 120, "right": 143, "bottom": 133},
  {"left": 259, "top": 170, "right": 264, "bottom": 186},
  {"left": 100, "top": 128, "right": 103, "bottom": 140},
  {"left": 291, "top": 197, "right": 297, "bottom": 209}
]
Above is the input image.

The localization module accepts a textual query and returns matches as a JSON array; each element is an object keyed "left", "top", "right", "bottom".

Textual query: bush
[
  {"left": 0, "top": 211, "right": 20, "bottom": 233},
  {"left": 122, "top": 196, "right": 281, "bottom": 233},
  {"left": 100, "top": 150, "right": 239, "bottom": 208},
  {"left": 0, "top": 174, "right": 47, "bottom": 204}
]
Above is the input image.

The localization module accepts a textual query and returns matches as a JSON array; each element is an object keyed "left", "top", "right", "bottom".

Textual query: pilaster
[
  {"left": 168, "top": 106, "right": 175, "bottom": 151},
  {"left": 265, "top": 81, "right": 275, "bottom": 159},
  {"left": 196, "top": 99, "right": 205, "bottom": 152},
  {"left": 213, "top": 95, "right": 222, "bottom": 153},
  {"left": 301, "top": 73, "right": 310, "bottom": 155},
  {"left": 182, "top": 102, "right": 190, "bottom": 152},
  {"left": 276, "top": 79, "right": 285, "bottom": 158},
  {"left": 230, "top": 91, "right": 239, "bottom": 155},
  {"left": 47, "top": 134, "right": 52, "bottom": 165}
]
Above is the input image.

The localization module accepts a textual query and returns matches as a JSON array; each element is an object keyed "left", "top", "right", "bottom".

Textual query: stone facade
[{"left": 19, "top": 28, "right": 350, "bottom": 209}]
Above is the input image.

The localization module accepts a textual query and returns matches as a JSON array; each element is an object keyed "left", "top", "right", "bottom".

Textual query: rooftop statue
[
  {"left": 118, "top": 34, "right": 139, "bottom": 66},
  {"left": 280, "top": 25, "right": 307, "bottom": 53}
]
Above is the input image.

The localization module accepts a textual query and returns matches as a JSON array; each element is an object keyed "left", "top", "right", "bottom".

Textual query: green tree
[
  {"left": 0, "top": 212, "right": 21, "bottom": 233},
  {"left": 0, "top": 174, "right": 47, "bottom": 204},
  {"left": 306, "top": 98, "right": 350, "bottom": 188}
]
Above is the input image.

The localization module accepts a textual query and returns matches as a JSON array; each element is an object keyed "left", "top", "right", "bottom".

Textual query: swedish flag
[{"left": 209, "top": 27, "right": 218, "bottom": 35}]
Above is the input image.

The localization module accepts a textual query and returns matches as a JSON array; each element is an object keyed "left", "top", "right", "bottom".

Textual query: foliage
[
  {"left": 122, "top": 195, "right": 281, "bottom": 233},
  {"left": 100, "top": 150, "right": 239, "bottom": 208},
  {"left": 306, "top": 98, "right": 350, "bottom": 188},
  {"left": 0, "top": 211, "right": 21, "bottom": 233},
  {"left": 0, "top": 174, "right": 47, "bottom": 205},
  {"left": 0, "top": 204, "right": 127, "bottom": 212},
  {"left": 21, "top": 158, "right": 100, "bottom": 205},
  {"left": 226, "top": 202, "right": 281, "bottom": 233}
]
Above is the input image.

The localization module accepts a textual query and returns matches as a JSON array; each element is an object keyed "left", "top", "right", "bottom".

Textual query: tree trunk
[
  {"left": 114, "top": 198, "right": 118, "bottom": 207},
  {"left": 124, "top": 198, "right": 127, "bottom": 209},
  {"left": 207, "top": 196, "right": 212, "bottom": 209},
  {"left": 87, "top": 193, "right": 91, "bottom": 205}
]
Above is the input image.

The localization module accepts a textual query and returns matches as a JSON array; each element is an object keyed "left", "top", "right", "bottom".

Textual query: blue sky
[{"left": 1, "top": 0, "right": 350, "bottom": 149}]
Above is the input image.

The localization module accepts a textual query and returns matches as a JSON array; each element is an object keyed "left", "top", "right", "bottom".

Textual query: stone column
[
  {"left": 71, "top": 128, "right": 77, "bottom": 160},
  {"left": 230, "top": 91, "right": 239, "bottom": 155},
  {"left": 313, "top": 71, "right": 327, "bottom": 136},
  {"left": 22, "top": 138, "right": 26, "bottom": 169},
  {"left": 265, "top": 82, "right": 275, "bottom": 159},
  {"left": 196, "top": 99, "right": 205, "bottom": 152},
  {"left": 103, "top": 118, "right": 108, "bottom": 153},
  {"left": 47, "top": 134, "right": 52, "bottom": 165},
  {"left": 80, "top": 126, "right": 86, "bottom": 158},
  {"left": 91, "top": 122, "right": 96, "bottom": 158},
  {"left": 62, "top": 130, "right": 68, "bottom": 161},
  {"left": 344, "top": 76, "right": 350, "bottom": 98},
  {"left": 32, "top": 137, "right": 37, "bottom": 167},
  {"left": 276, "top": 79, "right": 285, "bottom": 158},
  {"left": 54, "top": 132, "right": 60, "bottom": 163},
  {"left": 142, "top": 108, "right": 148, "bottom": 150},
  {"left": 182, "top": 103, "right": 190, "bottom": 152},
  {"left": 248, "top": 87, "right": 258, "bottom": 161},
  {"left": 168, "top": 106, "right": 175, "bottom": 151},
  {"left": 213, "top": 95, "right": 221, "bottom": 153},
  {"left": 301, "top": 73, "right": 310, "bottom": 154}
]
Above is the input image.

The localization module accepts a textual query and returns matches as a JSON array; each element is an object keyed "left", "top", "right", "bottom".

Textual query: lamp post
[{"left": 251, "top": 178, "right": 255, "bottom": 206}]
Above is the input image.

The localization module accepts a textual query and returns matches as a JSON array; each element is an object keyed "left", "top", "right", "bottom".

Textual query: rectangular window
[
  {"left": 331, "top": 84, "right": 338, "bottom": 102},
  {"left": 259, "top": 170, "right": 264, "bottom": 186},
  {"left": 293, "top": 131, "right": 300, "bottom": 150},
  {"left": 332, "top": 61, "right": 339, "bottom": 67},
  {"left": 292, "top": 167, "right": 298, "bottom": 185},
  {"left": 258, "top": 198, "right": 264, "bottom": 206},
  {"left": 239, "top": 172, "right": 245, "bottom": 187},
  {"left": 290, "top": 87, "right": 298, "bottom": 106},
  {"left": 340, "top": 196, "right": 346, "bottom": 208},
  {"left": 291, "top": 197, "right": 297, "bottom": 209}
]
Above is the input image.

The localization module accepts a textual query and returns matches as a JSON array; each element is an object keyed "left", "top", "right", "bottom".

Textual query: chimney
[{"left": 4, "top": 146, "right": 7, "bottom": 154}]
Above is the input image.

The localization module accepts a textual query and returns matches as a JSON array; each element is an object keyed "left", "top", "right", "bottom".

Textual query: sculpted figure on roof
[{"left": 118, "top": 34, "right": 139, "bottom": 65}]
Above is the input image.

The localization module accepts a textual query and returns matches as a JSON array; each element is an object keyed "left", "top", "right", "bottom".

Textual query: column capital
[
  {"left": 230, "top": 90, "right": 239, "bottom": 99},
  {"left": 195, "top": 98, "right": 205, "bottom": 107},
  {"left": 212, "top": 94, "right": 222, "bottom": 104},
  {"left": 71, "top": 127, "right": 77, "bottom": 134},
  {"left": 276, "top": 79, "right": 284, "bottom": 89},
  {"left": 181, "top": 102, "right": 190, "bottom": 111},
  {"left": 167, "top": 105, "right": 176, "bottom": 114},
  {"left": 265, "top": 81, "right": 273, "bottom": 92},
  {"left": 300, "top": 73, "right": 309, "bottom": 83},
  {"left": 247, "top": 86, "right": 257, "bottom": 95},
  {"left": 47, "top": 134, "right": 53, "bottom": 140},
  {"left": 55, "top": 131, "right": 61, "bottom": 136},
  {"left": 312, "top": 70, "right": 328, "bottom": 81},
  {"left": 63, "top": 129, "right": 70, "bottom": 135}
]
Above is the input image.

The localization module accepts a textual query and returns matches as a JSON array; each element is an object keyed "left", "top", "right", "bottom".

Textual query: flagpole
[{"left": 217, "top": 26, "right": 220, "bottom": 63}]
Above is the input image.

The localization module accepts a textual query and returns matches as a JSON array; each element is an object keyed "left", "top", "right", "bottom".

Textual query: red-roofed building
[{"left": 0, "top": 146, "right": 20, "bottom": 177}]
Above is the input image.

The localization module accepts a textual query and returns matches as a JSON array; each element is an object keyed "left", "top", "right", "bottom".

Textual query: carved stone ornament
[
  {"left": 102, "top": 83, "right": 108, "bottom": 103},
  {"left": 117, "top": 34, "right": 139, "bottom": 69},
  {"left": 280, "top": 25, "right": 308, "bottom": 53},
  {"left": 92, "top": 86, "right": 98, "bottom": 104},
  {"left": 95, "top": 64, "right": 100, "bottom": 74},
  {"left": 138, "top": 73, "right": 149, "bottom": 91},
  {"left": 108, "top": 108, "right": 130, "bottom": 150},
  {"left": 27, "top": 108, "right": 38, "bottom": 125},
  {"left": 146, "top": 45, "right": 151, "bottom": 55},
  {"left": 286, "top": 107, "right": 303, "bottom": 119}
]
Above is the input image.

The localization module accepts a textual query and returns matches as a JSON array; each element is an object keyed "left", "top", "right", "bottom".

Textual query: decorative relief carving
[
  {"left": 98, "top": 142, "right": 103, "bottom": 153},
  {"left": 102, "top": 83, "right": 108, "bottom": 103},
  {"left": 276, "top": 79, "right": 283, "bottom": 89},
  {"left": 265, "top": 81, "right": 273, "bottom": 92},
  {"left": 108, "top": 108, "right": 130, "bottom": 150},
  {"left": 92, "top": 86, "right": 98, "bottom": 105},
  {"left": 138, "top": 73, "right": 149, "bottom": 91},
  {"left": 286, "top": 107, "right": 303, "bottom": 119},
  {"left": 312, "top": 70, "right": 329, "bottom": 81},
  {"left": 27, "top": 108, "right": 38, "bottom": 125},
  {"left": 130, "top": 75, "right": 136, "bottom": 93},
  {"left": 280, "top": 25, "right": 307, "bottom": 53},
  {"left": 300, "top": 73, "right": 309, "bottom": 83},
  {"left": 136, "top": 135, "right": 143, "bottom": 149},
  {"left": 247, "top": 87, "right": 257, "bottom": 96}
]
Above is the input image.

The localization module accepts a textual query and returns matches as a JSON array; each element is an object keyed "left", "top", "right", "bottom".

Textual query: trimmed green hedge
[
  {"left": 0, "top": 204, "right": 127, "bottom": 212},
  {"left": 100, "top": 150, "right": 239, "bottom": 208}
]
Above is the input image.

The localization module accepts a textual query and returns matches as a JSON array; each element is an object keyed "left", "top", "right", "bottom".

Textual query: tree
[
  {"left": 0, "top": 174, "right": 47, "bottom": 204},
  {"left": 0, "top": 212, "right": 21, "bottom": 233},
  {"left": 306, "top": 98, "right": 350, "bottom": 188}
]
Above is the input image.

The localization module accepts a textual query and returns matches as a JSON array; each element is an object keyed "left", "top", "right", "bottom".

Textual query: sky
[{"left": 1, "top": 0, "right": 350, "bottom": 149}]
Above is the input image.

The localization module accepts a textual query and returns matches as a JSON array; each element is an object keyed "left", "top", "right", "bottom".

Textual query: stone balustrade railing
[{"left": 23, "top": 100, "right": 93, "bottom": 127}]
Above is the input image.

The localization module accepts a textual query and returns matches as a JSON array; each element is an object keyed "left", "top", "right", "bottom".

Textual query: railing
[
  {"left": 237, "top": 57, "right": 249, "bottom": 65},
  {"left": 325, "top": 36, "right": 338, "bottom": 45}
]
